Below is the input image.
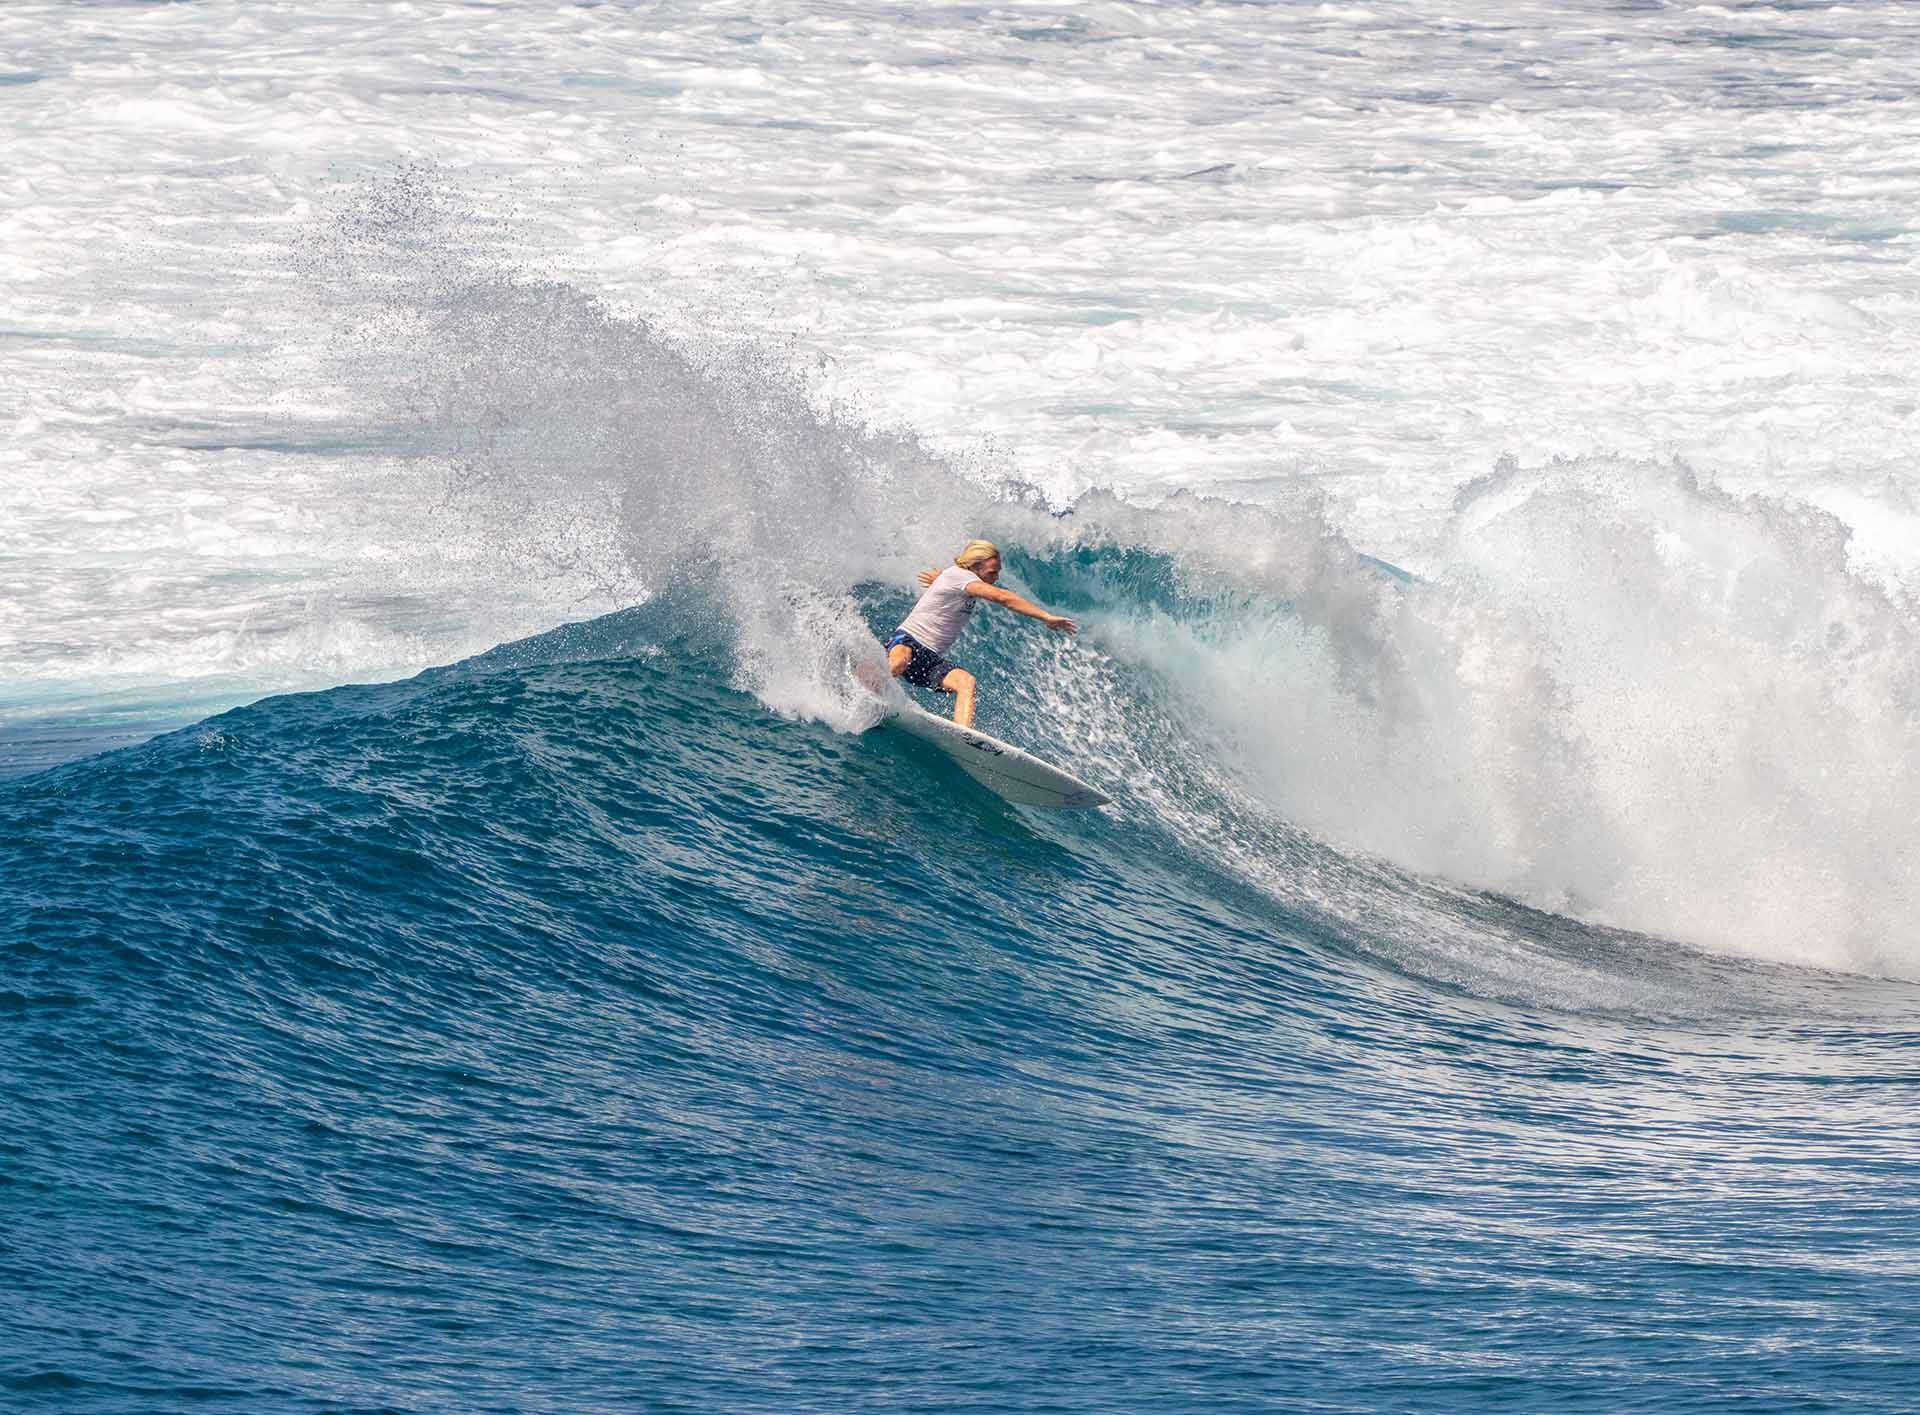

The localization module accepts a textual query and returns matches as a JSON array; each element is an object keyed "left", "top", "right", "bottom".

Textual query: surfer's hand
[
  {"left": 1046, "top": 615, "right": 1077, "bottom": 635},
  {"left": 917, "top": 568, "right": 937, "bottom": 589}
]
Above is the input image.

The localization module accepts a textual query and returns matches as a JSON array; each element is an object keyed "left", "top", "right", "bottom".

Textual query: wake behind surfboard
[{"left": 849, "top": 656, "right": 1109, "bottom": 809}]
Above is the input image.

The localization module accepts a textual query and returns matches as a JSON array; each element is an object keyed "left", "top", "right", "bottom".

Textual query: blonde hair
[{"left": 954, "top": 539, "right": 1001, "bottom": 570}]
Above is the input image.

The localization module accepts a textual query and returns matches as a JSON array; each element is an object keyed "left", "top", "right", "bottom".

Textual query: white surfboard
[{"left": 889, "top": 702, "right": 1110, "bottom": 809}]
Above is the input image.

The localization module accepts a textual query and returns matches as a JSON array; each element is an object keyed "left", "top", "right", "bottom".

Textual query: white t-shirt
[{"left": 897, "top": 565, "right": 983, "bottom": 654}]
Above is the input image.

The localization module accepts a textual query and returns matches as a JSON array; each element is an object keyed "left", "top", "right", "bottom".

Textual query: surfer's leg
[
  {"left": 939, "top": 668, "right": 977, "bottom": 727},
  {"left": 887, "top": 642, "right": 912, "bottom": 677}
]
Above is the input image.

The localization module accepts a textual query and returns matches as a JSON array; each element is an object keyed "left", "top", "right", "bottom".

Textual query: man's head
[{"left": 955, "top": 539, "right": 1002, "bottom": 582}]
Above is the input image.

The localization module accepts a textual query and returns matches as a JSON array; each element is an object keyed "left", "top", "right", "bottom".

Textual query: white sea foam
[
  {"left": 6, "top": 1, "right": 1920, "bottom": 971},
  {"left": 1079, "top": 463, "right": 1920, "bottom": 976}
]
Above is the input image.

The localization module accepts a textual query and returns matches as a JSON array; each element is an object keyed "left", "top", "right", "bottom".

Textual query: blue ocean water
[
  {"left": 10, "top": 0, "right": 1920, "bottom": 1407},
  {"left": 7, "top": 578, "right": 1920, "bottom": 1413}
]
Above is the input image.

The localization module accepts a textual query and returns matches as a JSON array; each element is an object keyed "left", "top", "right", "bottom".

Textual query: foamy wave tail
[{"left": 1067, "top": 458, "right": 1920, "bottom": 976}]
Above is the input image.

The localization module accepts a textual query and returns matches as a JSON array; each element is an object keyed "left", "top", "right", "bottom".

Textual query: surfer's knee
[{"left": 887, "top": 643, "right": 911, "bottom": 677}]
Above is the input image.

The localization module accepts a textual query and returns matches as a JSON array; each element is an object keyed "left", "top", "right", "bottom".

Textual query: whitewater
[{"left": 6, "top": 2, "right": 1920, "bottom": 1411}]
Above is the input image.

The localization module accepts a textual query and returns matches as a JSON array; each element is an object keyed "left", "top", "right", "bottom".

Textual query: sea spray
[
  {"left": 300, "top": 166, "right": 1086, "bottom": 729},
  {"left": 1068, "top": 461, "right": 1920, "bottom": 975}
]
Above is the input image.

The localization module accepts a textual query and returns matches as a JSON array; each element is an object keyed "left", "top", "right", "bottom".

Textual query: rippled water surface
[{"left": 6, "top": 625, "right": 1918, "bottom": 1412}]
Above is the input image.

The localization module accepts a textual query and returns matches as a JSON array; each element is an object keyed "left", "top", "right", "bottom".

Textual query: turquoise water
[{"left": 7, "top": 588, "right": 1919, "bottom": 1413}]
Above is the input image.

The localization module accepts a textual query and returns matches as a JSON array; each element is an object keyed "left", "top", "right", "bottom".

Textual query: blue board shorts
[{"left": 884, "top": 630, "right": 959, "bottom": 690}]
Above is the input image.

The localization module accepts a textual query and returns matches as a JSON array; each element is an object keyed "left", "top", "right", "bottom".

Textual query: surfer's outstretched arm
[{"left": 966, "top": 580, "right": 1076, "bottom": 635}]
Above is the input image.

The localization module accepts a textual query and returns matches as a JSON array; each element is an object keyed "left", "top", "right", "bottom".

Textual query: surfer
[{"left": 887, "top": 540, "right": 1077, "bottom": 728}]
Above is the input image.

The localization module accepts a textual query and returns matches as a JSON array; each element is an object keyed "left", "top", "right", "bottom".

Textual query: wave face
[
  {"left": 7, "top": 602, "right": 1920, "bottom": 1413},
  {"left": 117, "top": 166, "right": 1914, "bottom": 984}
]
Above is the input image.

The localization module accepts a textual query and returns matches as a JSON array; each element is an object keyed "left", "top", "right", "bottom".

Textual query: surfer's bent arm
[{"left": 966, "top": 580, "right": 1077, "bottom": 634}]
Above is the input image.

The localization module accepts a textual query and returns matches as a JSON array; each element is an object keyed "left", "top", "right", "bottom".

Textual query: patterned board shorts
[{"left": 884, "top": 630, "right": 959, "bottom": 690}]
